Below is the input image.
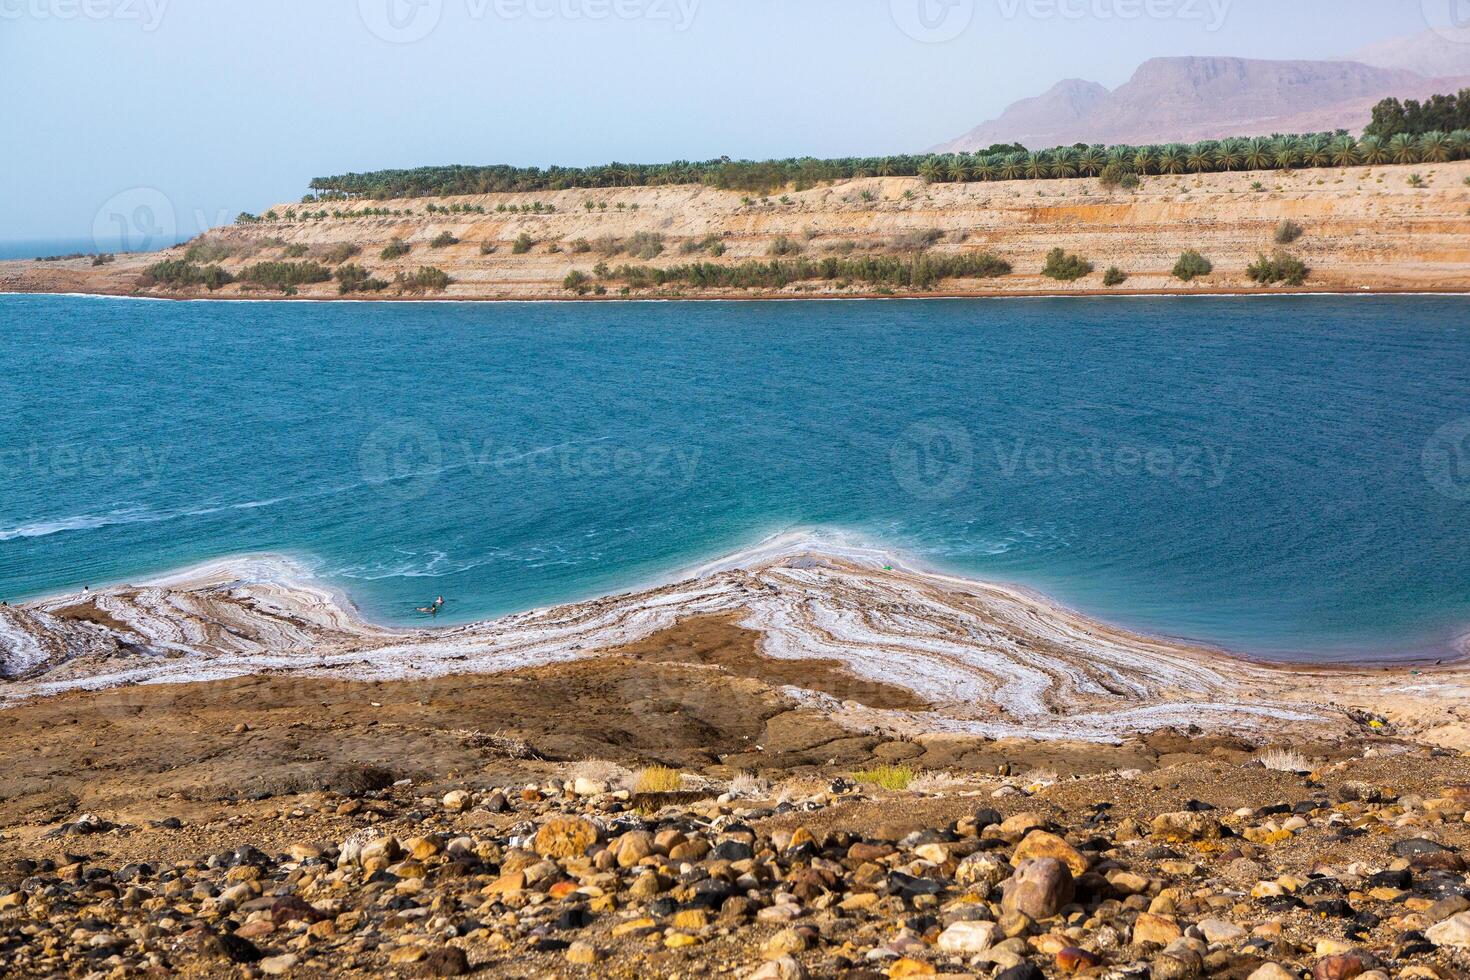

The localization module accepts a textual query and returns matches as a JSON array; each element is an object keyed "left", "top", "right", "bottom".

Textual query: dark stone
[
  {"left": 973, "top": 808, "right": 1003, "bottom": 829},
  {"left": 1183, "top": 800, "right": 1215, "bottom": 812},
  {"left": 712, "top": 840, "right": 753, "bottom": 862},
  {"left": 419, "top": 946, "right": 472, "bottom": 976},
  {"left": 554, "top": 907, "right": 591, "bottom": 929},
  {"left": 997, "top": 965, "right": 1046, "bottom": 980},
  {"left": 1366, "top": 869, "right": 1412, "bottom": 890},
  {"left": 648, "top": 898, "right": 678, "bottom": 917},
  {"left": 209, "top": 932, "right": 263, "bottom": 964},
  {"left": 1392, "top": 838, "right": 1453, "bottom": 857},
  {"left": 272, "top": 895, "right": 328, "bottom": 924}
]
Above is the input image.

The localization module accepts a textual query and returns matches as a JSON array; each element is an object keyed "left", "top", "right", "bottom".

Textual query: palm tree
[
  {"left": 1300, "top": 135, "right": 1331, "bottom": 168},
  {"left": 947, "top": 156, "right": 971, "bottom": 183},
  {"left": 1389, "top": 132, "right": 1420, "bottom": 165},
  {"left": 1107, "top": 145, "right": 1134, "bottom": 169},
  {"left": 1186, "top": 142, "right": 1215, "bottom": 173},
  {"left": 1329, "top": 135, "right": 1359, "bottom": 168},
  {"left": 918, "top": 159, "right": 943, "bottom": 183},
  {"left": 972, "top": 156, "right": 1000, "bottom": 182},
  {"left": 1418, "top": 131, "right": 1452, "bottom": 163},
  {"left": 1024, "top": 151, "right": 1050, "bottom": 180},
  {"left": 1050, "top": 147, "right": 1079, "bottom": 179},
  {"left": 1216, "top": 138, "right": 1246, "bottom": 171},
  {"left": 1132, "top": 145, "right": 1160, "bottom": 175},
  {"left": 876, "top": 159, "right": 897, "bottom": 177},
  {"left": 1358, "top": 134, "right": 1389, "bottom": 166},
  {"left": 1158, "top": 144, "right": 1187, "bottom": 175},
  {"left": 1448, "top": 130, "right": 1470, "bottom": 161},
  {"left": 1077, "top": 146, "right": 1106, "bottom": 177},
  {"left": 1272, "top": 137, "right": 1300, "bottom": 170},
  {"left": 999, "top": 152, "right": 1026, "bottom": 181},
  {"left": 1242, "top": 137, "right": 1273, "bottom": 172}
]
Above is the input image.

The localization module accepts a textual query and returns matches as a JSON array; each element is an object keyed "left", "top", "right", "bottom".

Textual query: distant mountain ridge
[{"left": 934, "top": 30, "right": 1470, "bottom": 153}]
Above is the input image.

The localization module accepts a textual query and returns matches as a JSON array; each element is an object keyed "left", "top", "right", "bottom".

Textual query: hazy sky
[{"left": 0, "top": 0, "right": 1447, "bottom": 245}]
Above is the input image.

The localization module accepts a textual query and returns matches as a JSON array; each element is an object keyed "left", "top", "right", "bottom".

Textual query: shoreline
[
  {"left": 6, "top": 285, "right": 1470, "bottom": 305},
  {"left": 11, "top": 531, "right": 1470, "bottom": 673},
  {"left": 7, "top": 538, "right": 1470, "bottom": 749}
]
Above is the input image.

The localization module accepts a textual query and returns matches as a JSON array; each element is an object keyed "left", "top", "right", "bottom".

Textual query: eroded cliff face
[{"left": 4, "top": 161, "right": 1469, "bottom": 301}]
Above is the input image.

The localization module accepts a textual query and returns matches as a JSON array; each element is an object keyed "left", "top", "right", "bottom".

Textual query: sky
[{"left": 0, "top": 0, "right": 1451, "bottom": 246}]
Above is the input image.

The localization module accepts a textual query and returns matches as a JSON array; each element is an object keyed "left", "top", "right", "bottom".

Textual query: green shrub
[
  {"left": 142, "top": 260, "right": 234, "bottom": 291},
  {"left": 608, "top": 251, "right": 1010, "bottom": 292},
  {"left": 395, "top": 266, "right": 451, "bottom": 292},
  {"left": 593, "top": 235, "right": 623, "bottom": 257},
  {"left": 1102, "top": 266, "right": 1126, "bottom": 286},
  {"left": 239, "top": 261, "right": 331, "bottom": 290},
  {"left": 1246, "top": 250, "right": 1310, "bottom": 286},
  {"left": 334, "top": 263, "right": 389, "bottom": 294},
  {"left": 479, "top": 241, "right": 497, "bottom": 255},
  {"left": 429, "top": 231, "right": 459, "bottom": 248},
  {"left": 1097, "top": 162, "right": 1138, "bottom": 191},
  {"left": 1172, "top": 250, "right": 1213, "bottom": 281},
  {"left": 91, "top": 253, "right": 115, "bottom": 267},
  {"left": 1041, "top": 247, "right": 1093, "bottom": 281},
  {"left": 314, "top": 243, "right": 360, "bottom": 264},
  {"left": 571, "top": 238, "right": 592, "bottom": 254},
  {"left": 767, "top": 236, "right": 803, "bottom": 257},
  {"left": 282, "top": 243, "right": 308, "bottom": 258},
  {"left": 1273, "top": 220, "right": 1304, "bottom": 245},
  {"left": 627, "top": 232, "right": 664, "bottom": 260},
  {"left": 511, "top": 233, "right": 535, "bottom": 254},
  {"left": 563, "top": 270, "right": 591, "bottom": 293},
  {"left": 380, "top": 239, "right": 411, "bottom": 260}
]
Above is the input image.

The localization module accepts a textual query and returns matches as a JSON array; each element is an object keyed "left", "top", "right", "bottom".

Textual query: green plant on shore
[
  {"left": 1102, "top": 266, "right": 1126, "bottom": 287},
  {"left": 609, "top": 251, "right": 1010, "bottom": 292},
  {"left": 142, "top": 260, "right": 234, "bottom": 291},
  {"left": 238, "top": 260, "right": 331, "bottom": 291},
  {"left": 1172, "top": 249, "right": 1213, "bottom": 281},
  {"left": 1041, "top": 248, "right": 1093, "bottom": 281},
  {"left": 1246, "top": 250, "right": 1310, "bottom": 286},
  {"left": 429, "top": 232, "right": 459, "bottom": 248},
  {"left": 511, "top": 233, "right": 535, "bottom": 254},
  {"left": 1273, "top": 219, "right": 1304, "bottom": 245},
  {"left": 380, "top": 238, "right": 411, "bottom": 260},
  {"left": 394, "top": 266, "right": 451, "bottom": 293},
  {"left": 334, "top": 263, "right": 389, "bottom": 295}
]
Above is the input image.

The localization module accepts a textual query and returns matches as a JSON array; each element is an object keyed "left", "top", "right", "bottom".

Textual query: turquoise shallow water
[{"left": 2, "top": 294, "right": 1469, "bottom": 662}]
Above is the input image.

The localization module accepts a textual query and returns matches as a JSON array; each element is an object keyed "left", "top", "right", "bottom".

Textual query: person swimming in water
[{"left": 416, "top": 596, "right": 446, "bottom": 617}]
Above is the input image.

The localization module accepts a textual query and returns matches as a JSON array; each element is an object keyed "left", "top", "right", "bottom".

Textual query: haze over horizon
[{"left": 0, "top": 0, "right": 1459, "bottom": 246}]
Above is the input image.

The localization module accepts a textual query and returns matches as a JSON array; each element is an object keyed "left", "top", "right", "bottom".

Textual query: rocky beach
[{"left": 2, "top": 547, "right": 1470, "bottom": 977}]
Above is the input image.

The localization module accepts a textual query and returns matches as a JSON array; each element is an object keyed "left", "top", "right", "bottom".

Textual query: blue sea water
[{"left": 2, "top": 293, "right": 1469, "bottom": 662}]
